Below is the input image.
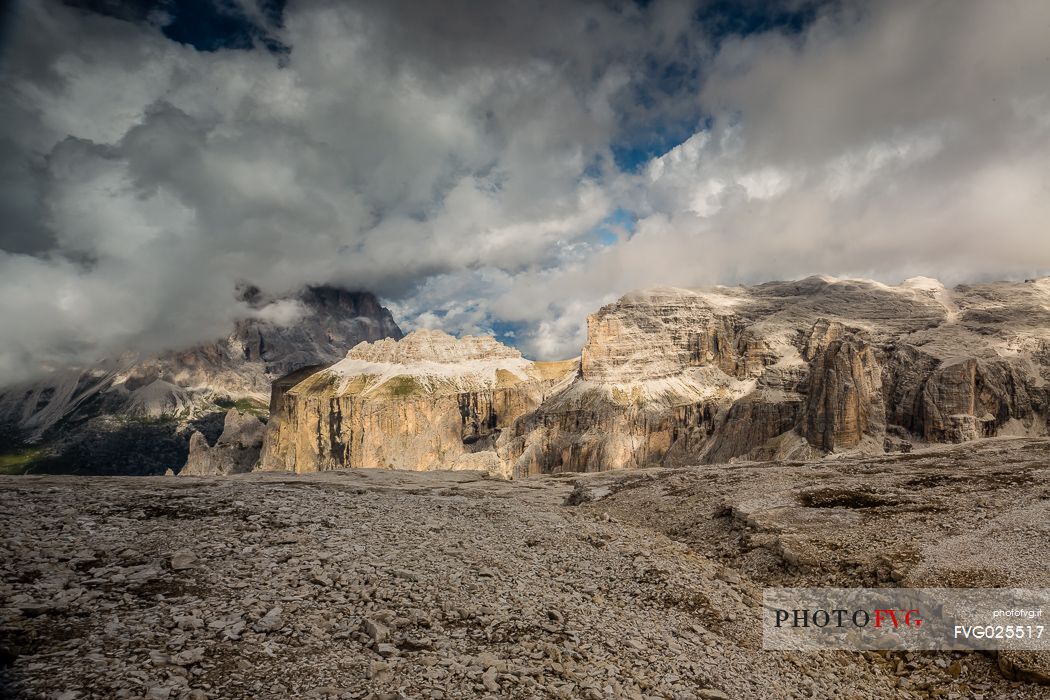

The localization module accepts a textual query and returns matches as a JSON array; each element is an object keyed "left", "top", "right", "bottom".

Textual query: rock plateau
[{"left": 2, "top": 438, "right": 1048, "bottom": 699}]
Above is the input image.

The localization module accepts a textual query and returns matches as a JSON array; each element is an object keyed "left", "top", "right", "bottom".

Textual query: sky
[{"left": 1, "top": 0, "right": 1049, "bottom": 380}]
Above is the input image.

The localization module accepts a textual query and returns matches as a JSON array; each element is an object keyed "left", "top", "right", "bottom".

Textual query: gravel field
[{"left": 2, "top": 438, "right": 1048, "bottom": 699}]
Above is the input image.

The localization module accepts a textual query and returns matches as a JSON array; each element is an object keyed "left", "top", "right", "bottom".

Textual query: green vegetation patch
[
  {"left": 0, "top": 447, "right": 44, "bottom": 475},
  {"left": 293, "top": 371, "right": 343, "bottom": 397},
  {"left": 338, "top": 374, "right": 377, "bottom": 396},
  {"left": 215, "top": 397, "right": 267, "bottom": 413},
  {"left": 533, "top": 358, "right": 580, "bottom": 380},
  {"left": 495, "top": 368, "right": 523, "bottom": 388},
  {"left": 384, "top": 376, "right": 423, "bottom": 397}
]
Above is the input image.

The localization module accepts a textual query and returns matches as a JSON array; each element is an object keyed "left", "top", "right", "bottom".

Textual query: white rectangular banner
[{"left": 762, "top": 588, "right": 1050, "bottom": 650}]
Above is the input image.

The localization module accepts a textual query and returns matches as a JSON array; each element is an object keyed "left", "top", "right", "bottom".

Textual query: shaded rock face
[
  {"left": 259, "top": 330, "right": 576, "bottom": 476},
  {"left": 0, "top": 287, "right": 401, "bottom": 475},
  {"left": 231, "top": 286, "right": 403, "bottom": 378},
  {"left": 921, "top": 358, "right": 1040, "bottom": 442},
  {"left": 801, "top": 321, "right": 884, "bottom": 451},
  {"left": 181, "top": 409, "right": 266, "bottom": 476},
  {"left": 498, "top": 398, "right": 721, "bottom": 476},
  {"left": 703, "top": 397, "right": 803, "bottom": 464}
]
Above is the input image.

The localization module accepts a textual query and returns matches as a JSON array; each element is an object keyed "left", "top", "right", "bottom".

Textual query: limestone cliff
[
  {"left": 497, "top": 288, "right": 762, "bottom": 476},
  {"left": 259, "top": 330, "right": 576, "bottom": 476},
  {"left": 800, "top": 320, "right": 884, "bottom": 451}
]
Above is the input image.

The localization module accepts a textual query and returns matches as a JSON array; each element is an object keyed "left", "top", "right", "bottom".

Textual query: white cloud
[{"left": 1, "top": 0, "right": 1049, "bottom": 377}]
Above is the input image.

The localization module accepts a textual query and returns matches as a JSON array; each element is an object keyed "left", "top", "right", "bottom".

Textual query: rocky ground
[{"left": 1, "top": 438, "right": 1048, "bottom": 699}]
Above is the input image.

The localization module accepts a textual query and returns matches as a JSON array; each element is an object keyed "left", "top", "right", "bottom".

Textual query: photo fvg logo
[
  {"left": 774, "top": 608, "right": 923, "bottom": 629},
  {"left": 764, "top": 588, "right": 1050, "bottom": 651}
]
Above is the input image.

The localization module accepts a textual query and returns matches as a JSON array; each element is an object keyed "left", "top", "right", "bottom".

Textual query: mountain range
[
  {"left": 259, "top": 275, "right": 1050, "bottom": 478},
  {"left": 4, "top": 275, "right": 1049, "bottom": 477}
]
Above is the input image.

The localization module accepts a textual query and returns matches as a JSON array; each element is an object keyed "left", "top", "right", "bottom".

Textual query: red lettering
[{"left": 874, "top": 609, "right": 899, "bottom": 628}]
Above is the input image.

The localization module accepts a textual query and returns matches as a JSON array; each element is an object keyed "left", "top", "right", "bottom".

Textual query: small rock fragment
[
  {"left": 170, "top": 550, "right": 198, "bottom": 571},
  {"left": 364, "top": 618, "right": 389, "bottom": 643},
  {"left": 253, "top": 606, "right": 284, "bottom": 632}
]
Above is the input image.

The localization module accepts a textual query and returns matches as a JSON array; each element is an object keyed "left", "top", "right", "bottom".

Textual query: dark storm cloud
[{"left": 0, "top": 0, "right": 1048, "bottom": 380}]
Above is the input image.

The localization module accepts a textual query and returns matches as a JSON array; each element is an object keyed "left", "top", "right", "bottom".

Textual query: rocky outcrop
[
  {"left": 920, "top": 357, "right": 1042, "bottom": 442},
  {"left": 181, "top": 409, "right": 266, "bottom": 476},
  {"left": 702, "top": 394, "right": 804, "bottom": 464},
  {"left": 261, "top": 277, "right": 1050, "bottom": 478},
  {"left": 0, "top": 286, "right": 402, "bottom": 475},
  {"left": 259, "top": 330, "right": 576, "bottom": 476},
  {"left": 577, "top": 287, "right": 771, "bottom": 383},
  {"left": 6, "top": 439, "right": 1050, "bottom": 698},
  {"left": 800, "top": 320, "right": 884, "bottom": 451},
  {"left": 495, "top": 288, "right": 772, "bottom": 477}
]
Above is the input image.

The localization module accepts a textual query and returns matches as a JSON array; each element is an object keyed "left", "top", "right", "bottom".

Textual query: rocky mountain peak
[
  {"left": 259, "top": 329, "right": 576, "bottom": 475},
  {"left": 346, "top": 329, "right": 522, "bottom": 365},
  {"left": 299, "top": 286, "right": 393, "bottom": 317},
  {"left": 580, "top": 287, "right": 745, "bottom": 384}
]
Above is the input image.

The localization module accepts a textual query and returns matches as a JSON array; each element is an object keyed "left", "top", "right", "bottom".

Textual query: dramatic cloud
[{"left": 1, "top": 0, "right": 1049, "bottom": 380}]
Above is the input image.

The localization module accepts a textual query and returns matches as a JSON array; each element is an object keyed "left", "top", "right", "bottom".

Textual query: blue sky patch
[
  {"left": 611, "top": 115, "right": 707, "bottom": 172},
  {"left": 488, "top": 319, "right": 525, "bottom": 345},
  {"left": 696, "top": 0, "right": 828, "bottom": 44},
  {"left": 594, "top": 207, "right": 638, "bottom": 246},
  {"left": 65, "top": 0, "right": 288, "bottom": 54}
]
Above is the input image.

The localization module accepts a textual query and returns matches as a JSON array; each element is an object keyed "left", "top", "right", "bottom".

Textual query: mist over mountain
[{"left": 0, "top": 285, "right": 401, "bottom": 474}]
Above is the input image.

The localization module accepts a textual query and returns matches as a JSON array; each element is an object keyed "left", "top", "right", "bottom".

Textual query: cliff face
[
  {"left": 259, "top": 330, "right": 576, "bottom": 476},
  {"left": 492, "top": 288, "right": 781, "bottom": 476},
  {"left": 257, "top": 276, "right": 1050, "bottom": 478},
  {"left": 800, "top": 320, "right": 884, "bottom": 451}
]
